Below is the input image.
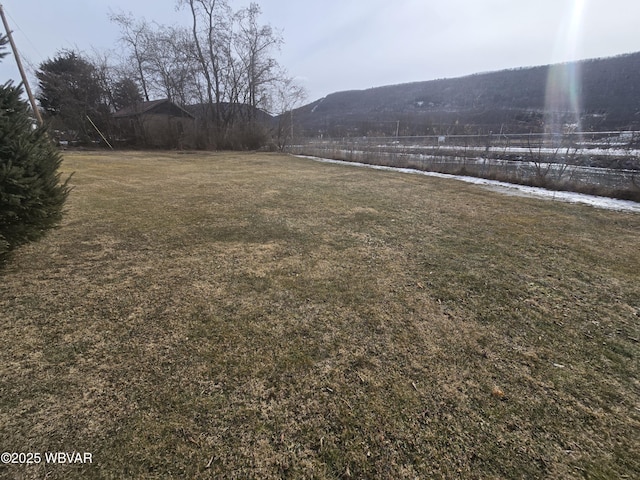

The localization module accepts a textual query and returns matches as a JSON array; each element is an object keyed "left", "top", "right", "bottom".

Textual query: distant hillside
[{"left": 291, "top": 52, "right": 640, "bottom": 136}]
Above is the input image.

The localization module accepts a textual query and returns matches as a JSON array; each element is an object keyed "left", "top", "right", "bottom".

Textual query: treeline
[
  {"left": 35, "top": 0, "right": 305, "bottom": 149},
  {"left": 292, "top": 52, "right": 640, "bottom": 137}
]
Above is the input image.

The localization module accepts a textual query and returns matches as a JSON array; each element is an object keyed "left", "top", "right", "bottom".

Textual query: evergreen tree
[
  {"left": 0, "top": 35, "right": 71, "bottom": 261},
  {"left": 36, "top": 50, "right": 106, "bottom": 143},
  {"left": 112, "top": 77, "right": 143, "bottom": 110}
]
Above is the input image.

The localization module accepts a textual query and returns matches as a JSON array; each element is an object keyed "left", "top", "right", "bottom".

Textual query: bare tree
[
  {"left": 109, "top": 12, "right": 152, "bottom": 101},
  {"left": 233, "top": 3, "right": 283, "bottom": 117},
  {"left": 178, "top": 0, "right": 231, "bottom": 122},
  {"left": 106, "top": 2, "right": 302, "bottom": 149},
  {"left": 88, "top": 48, "right": 118, "bottom": 110},
  {"left": 271, "top": 75, "right": 307, "bottom": 150},
  {"left": 143, "top": 25, "right": 196, "bottom": 104}
]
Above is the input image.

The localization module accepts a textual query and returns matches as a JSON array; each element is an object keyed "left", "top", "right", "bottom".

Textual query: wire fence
[{"left": 287, "top": 132, "right": 640, "bottom": 201}]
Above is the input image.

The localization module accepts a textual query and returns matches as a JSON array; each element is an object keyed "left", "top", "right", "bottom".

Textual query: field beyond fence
[
  {"left": 1, "top": 151, "right": 639, "bottom": 479},
  {"left": 288, "top": 131, "right": 640, "bottom": 201}
]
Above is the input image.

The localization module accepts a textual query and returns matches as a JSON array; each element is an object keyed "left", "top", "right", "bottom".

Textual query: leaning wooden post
[
  {"left": 0, "top": 4, "right": 44, "bottom": 126},
  {"left": 86, "top": 115, "right": 113, "bottom": 150}
]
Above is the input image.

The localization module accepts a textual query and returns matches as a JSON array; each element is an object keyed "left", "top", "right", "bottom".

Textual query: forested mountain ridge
[{"left": 292, "top": 52, "right": 640, "bottom": 136}]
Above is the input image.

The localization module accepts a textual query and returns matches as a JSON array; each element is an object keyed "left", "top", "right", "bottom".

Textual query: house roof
[
  {"left": 113, "top": 99, "right": 195, "bottom": 119},
  {"left": 184, "top": 103, "right": 273, "bottom": 122}
]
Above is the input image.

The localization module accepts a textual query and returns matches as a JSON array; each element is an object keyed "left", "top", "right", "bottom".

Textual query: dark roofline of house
[{"left": 113, "top": 99, "right": 195, "bottom": 119}]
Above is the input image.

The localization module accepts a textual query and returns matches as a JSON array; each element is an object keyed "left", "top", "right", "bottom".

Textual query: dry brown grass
[{"left": 1, "top": 150, "right": 638, "bottom": 479}]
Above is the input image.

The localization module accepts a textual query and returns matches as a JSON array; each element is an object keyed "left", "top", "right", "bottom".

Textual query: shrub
[{"left": 0, "top": 36, "right": 71, "bottom": 261}]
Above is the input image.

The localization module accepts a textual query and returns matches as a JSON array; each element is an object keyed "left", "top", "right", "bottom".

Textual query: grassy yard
[{"left": 1, "top": 150, "right": 638, "bottom": 479}]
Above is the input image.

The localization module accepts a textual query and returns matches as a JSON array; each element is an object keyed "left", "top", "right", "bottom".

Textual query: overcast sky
[{"left": 1, "top": 0, "right": 640, "bottom": 103}]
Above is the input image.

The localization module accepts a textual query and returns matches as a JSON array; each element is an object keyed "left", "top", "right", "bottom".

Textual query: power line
[
  {"left": 5, "top": 6, "right": 44, "bottom": 58},
  {"left": 0, "top": 3, "right": 43, "bottom": 125}
]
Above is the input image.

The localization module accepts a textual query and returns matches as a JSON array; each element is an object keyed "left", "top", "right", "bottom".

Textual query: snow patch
[
  {"left": 295, "top": 155, "right": 640, "bottom": 213},
  {"left": 310, "top": 97, "right": 325, "bottom": 114}
]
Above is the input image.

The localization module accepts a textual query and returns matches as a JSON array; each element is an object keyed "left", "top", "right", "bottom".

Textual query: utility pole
[{"left": 0, "top": 4, "right": 44, "bottom": 126}]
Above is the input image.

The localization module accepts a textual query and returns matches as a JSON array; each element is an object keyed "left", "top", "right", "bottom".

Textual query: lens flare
[{"left": 544, "top": 0, "right": 586, "bottom": 139}]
